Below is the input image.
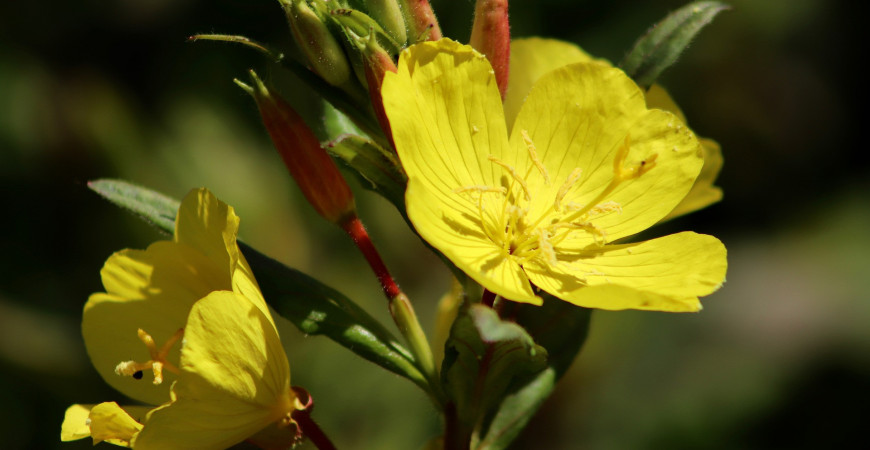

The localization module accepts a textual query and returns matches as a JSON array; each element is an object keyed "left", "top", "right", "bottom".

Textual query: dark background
[{"left": 1, "top": 0, "right": 867, "bottom": 448}]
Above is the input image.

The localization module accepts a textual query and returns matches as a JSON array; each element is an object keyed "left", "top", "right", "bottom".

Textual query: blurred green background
[{"left": 1, "top": 0, "right": 867, "bottom": 448}]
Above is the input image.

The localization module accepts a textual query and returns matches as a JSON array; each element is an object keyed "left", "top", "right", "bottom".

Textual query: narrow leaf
[
  {"left": 87, "top": 179, "right": 179, "bottom": 232},
  {"left": 475, "top": 297, "right": 592, "bottom": 449},
  {"left": 87, "top": 179, "right": 427, "bottom": 389},
  {"left": 620, "top": 1, "right": 730, "bottom": 87}
]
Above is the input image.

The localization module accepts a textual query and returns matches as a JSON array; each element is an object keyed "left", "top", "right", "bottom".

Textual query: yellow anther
[
  {"left": 537, "top": 230, "right": 558, "bottom": 266},
  {"left": 488, "top": 155, "right": 531, "bottom": 201},
  {"left": 613, "top": 133, "right": 658, "bottom": 181},
  {"left": 572, "top": 221, "right": 607, "bottom": 245},
  {"left": 454, "top": 185, "right": 507, "bottom": 195},
  {"left": 521, "top": 130, "right": 550, "bottom": 185},
  {"left": 554, "top": 168, "right": 583, "bottom": 211},
  {"left": 588, "top": 201, "right": 622, "bottom": 216},
  {"left": 115, "top": 328, "right": 184, "bottom": 385}
]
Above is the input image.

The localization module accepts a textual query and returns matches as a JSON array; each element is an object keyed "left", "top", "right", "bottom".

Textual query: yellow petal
[
  {"left": 505, "top": 38, "right": 605, "bottom": 130},
  {"left": 525, "top": 232, "right": 727, "bottom": 311},
  {"left": 83, "top": 242, "right": 224, "bottom": 405},
  {"left": 645, "top": 83, "right": 687, "bottom": 123},
  {"left": 133, "top": 291, "right": 294, "bottom": 450},
  {"left": 88, "top": 402, "right": 146, "bottom": 446},
  {"left": 174, "top": 188, "right": 240, "bottom": 276},
  {"left": 646, "top": 85, "right": 724, "bottom": 220},
  {"left": 512, "top": 62, "right": 704, "bottom": 244},
  {"left": 662, "top": 138, "right": 724, "bottom": 220},
  {"left": 383, "top": 38, "right": 511, "bottom": 195},
  {"left": 405, "top": 180, "right": 539, "bottom": 303},
  {"left": 61, "top": 403, "right": 152, "bottom": 446},
  {"left": 61, "top": 404, "right": 94, "bottom": 442}
]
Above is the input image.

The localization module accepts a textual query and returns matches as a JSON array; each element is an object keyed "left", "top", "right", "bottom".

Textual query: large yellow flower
[
  {"left": 382, "top": 39, "right": 726, "bottom": 311},
  {"left": 61, "top": 188, "right": 300, "bottom": 448}
]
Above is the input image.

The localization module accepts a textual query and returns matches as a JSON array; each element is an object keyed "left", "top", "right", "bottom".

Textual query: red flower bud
[
  {"left": 359, "top": 35, "right": 399, "bottom": 148},
  {"left": 237, "top": 71, "right": 356, "bottom": 225},
  {"left": 470, "top": 0, "right": 510, "bottom": 99},
  {"left": 399, "top": 0, "right": 442, "bottom": 42}
]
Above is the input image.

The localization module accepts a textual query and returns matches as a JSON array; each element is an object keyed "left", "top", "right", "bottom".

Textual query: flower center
[
  {"left": 456, "top": 132, "right": 657, "bottom": 268},
  {"left": 114, "top": 328, "right": 184, "bottom": 385}
]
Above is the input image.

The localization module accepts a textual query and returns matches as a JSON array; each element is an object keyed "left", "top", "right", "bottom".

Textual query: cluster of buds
[{"left": 245, "top": 0, "right": 509, "bottom": 228}]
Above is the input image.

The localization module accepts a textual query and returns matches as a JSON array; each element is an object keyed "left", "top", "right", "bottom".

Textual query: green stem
[{"left": 340, "top": 214, "right": 441, "bottom": 400}]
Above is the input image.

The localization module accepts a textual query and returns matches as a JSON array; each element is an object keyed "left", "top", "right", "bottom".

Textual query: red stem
[
  {"left": 341, "top": 214, "right": 401, "bottom": 299},
  {"left": 293, "top": 410, "right": 337, "bottom": 450}
]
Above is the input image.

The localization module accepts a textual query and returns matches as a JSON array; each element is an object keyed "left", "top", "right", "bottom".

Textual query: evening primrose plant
[{"left": 69, "top": 1, "right": 729, "bottom": 448}]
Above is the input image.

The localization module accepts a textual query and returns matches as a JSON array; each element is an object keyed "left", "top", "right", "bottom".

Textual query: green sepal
[
  {"left": 441, "top": 304, "right": 548, "bottom": 445},
  {"left": 619, "top": 1, "right": 730, "bottom": 87},
  {"left": 474, "top": 296, "right": 592, "bottom": 449},
  {"left": 326, "top": 134, "right": 406, "bottom": 211},
  {"left": 87, "top": 179, "right": 429, "bottom": 390},
  {"left": 326, "top": 7, "right": 403, "bottom": 55}
]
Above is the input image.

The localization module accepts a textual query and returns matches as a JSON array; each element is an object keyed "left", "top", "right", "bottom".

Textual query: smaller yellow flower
[
  {"left": 382, "top": 39, "right": 727, "bottom": 311},
  {"left": 62, "top": 189, "right": 302, "bottom": 448}
]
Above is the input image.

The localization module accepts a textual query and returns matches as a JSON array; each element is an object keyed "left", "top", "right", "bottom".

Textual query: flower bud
[
  {"left": 398, "top": 0, "right": 442, "bottom": 42},
  {"left": 470, "top": 0, "right": 510, "bottom": 98},
  {"left": 237, "top": 71, "right": 356, "bottom": 225},
  {"left": 367, "top": 0, "right": 408, "bottom": 46},
  {"left": 281, "top": 0, "right": 353, "bottom": 89},
  {"left": 357, "top": 34, "right": 399, "bottom": 148}
]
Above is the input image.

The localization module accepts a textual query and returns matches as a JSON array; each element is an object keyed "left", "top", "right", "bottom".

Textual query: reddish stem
[
  {"left": 340, "top": 214, "right": 401, "bottom": 299},
  {"left": 293, "top": 410, "right": 336, "bottom": 450}
]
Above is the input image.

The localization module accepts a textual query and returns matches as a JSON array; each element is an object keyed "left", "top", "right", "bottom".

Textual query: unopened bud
[
  {"left": 281, "top": 0, "right": 353, "bottom": 89},
  {"left": 357, "top": 34, "right": 398, "bottom": 148},
  {"left": 398, "top": 0, "right": 442, "bottom": 42},
  {"left": 367, "top": 0, "right": 408, "bottom": 45},
  {"left": 237, "top": 71, "right": 356, "bottom": 224},
  {"left": 470, "top": 0, "right": 510, "bottom": 98}
]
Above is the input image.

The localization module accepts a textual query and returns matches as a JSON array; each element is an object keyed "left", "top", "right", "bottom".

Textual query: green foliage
[
  {"left": 475, "top": 297, "right": 592, "bottom": 449},
  {"left": 87, "top": 179, "right": 429, "bottom": 390},
  {"left": 441, "top": 304, "right": 548, "bottom": 447},
  {"left": 620, "top": 1, "right": 730, "bottom": 87}
]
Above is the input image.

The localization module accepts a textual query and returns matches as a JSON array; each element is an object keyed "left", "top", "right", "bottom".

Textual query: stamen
[
  {"left": 537, "top": 230, "right": 558, "bottom": 266},
  {"left": 521, "top": 130, "right": 550, "bottom": 185},
  {"left": 454, "top": 185, "right": 507, "bottom": 195},
  {"left": 115, "top": 328, "right": 184, "bottom": 385},
  {"left": 613, "top": 134, "right": 658, "bottom": 181},
  {"left": 488, "top": 155, "right": 531, "bottom": 201},
  {"left": 554, "top": 168, "right": 583, "bottom": 211},
  {"left": 588, "top": 201, "right": 622, "bottom": 216}
]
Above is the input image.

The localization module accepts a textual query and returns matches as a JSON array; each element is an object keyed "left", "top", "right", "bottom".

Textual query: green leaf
[
  {"left": 87, "top": 179, "right": 179, "bottom": 232},
  {"left": 241, "top": 243, "right": 429, "bottom": 390},
  {"left": 326, "top": 134, "right": 407, "bottom": 211},
  {"left": 87, "top": 179, "right": 428, "bottom": 389},
  {"left": 620, "top": 1, "right": 730, "bottom": 87},
  {"left": 475, "top": 297, "right": 592, "bottom": 450},
  {"left": 441, "top": 304, "right": 548, "bottom": 445}
]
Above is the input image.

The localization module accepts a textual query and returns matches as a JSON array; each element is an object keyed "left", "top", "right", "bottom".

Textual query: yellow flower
[
  {"left": 382, "top": 39, "right": 726, "bottom": 311},
  {"left": 62, "top": 188, "right": 301, "bottom": 448},
  {"left": 505, "top": 37, "right": 724, "bottom": 221}
]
